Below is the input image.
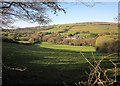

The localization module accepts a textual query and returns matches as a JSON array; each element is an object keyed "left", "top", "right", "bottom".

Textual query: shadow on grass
[{"left": 2, "top": 42, "right": 120, "bottom": 85}]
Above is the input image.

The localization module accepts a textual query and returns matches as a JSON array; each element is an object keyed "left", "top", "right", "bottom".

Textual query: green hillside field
[{"left": 2, "top": 42, "right": 120, "bottom": 85}]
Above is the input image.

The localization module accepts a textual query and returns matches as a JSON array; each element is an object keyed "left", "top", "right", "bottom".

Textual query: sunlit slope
[{"left": 40, "top": 22, "right": 118, "bottom": 36}]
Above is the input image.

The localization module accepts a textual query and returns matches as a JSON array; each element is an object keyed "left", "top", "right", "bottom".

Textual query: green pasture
[
  {"left": 72, "top": 24, "right": 97, "bottom": 28},
  {"left": 64, "top": 28, "right": 118, "bottom": 35},
  {"left": 2, "top": 42, "right": 119, "bottom": 85},
  {"left": 40, "top": 26, "right": 66, "bottom": 33},
  {"left": 40, "top": 23, "right": 118, "bottom": 36},
  {"left": 40, "top": 42, "right": 96, "bottom": 52}
]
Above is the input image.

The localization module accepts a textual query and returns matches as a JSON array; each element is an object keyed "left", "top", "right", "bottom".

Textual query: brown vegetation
[{"left": 71, "top": 28, "right": 97, "bottom": 30}]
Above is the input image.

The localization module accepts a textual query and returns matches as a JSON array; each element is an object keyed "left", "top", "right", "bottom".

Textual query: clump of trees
[
  {"left": 41, "top": 33, "right": 96, "bottom": 46},
  {"left": 2, "top": 29, "right": 44, "bottom": 44},
  {"left": 42, "top": 33, "right": 63, "bottom": 44},
  {"left": 95, "top": 35, "right": 119, "bottom": 54}
]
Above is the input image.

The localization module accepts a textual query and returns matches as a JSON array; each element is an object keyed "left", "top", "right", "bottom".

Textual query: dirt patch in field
[{"left": 71, "top": 28, "right": 97, "bottom": 30}]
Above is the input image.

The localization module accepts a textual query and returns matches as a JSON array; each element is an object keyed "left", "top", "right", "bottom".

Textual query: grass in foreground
[{"left": 2, "top": 42, "right": 119, "bottom": 85}]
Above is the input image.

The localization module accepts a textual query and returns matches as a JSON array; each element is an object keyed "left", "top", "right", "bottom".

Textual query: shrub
[
  {"left": 85, "top": 37, "right": 96, "bottom": 46},
  {"left": 2, "top": 32, "right": 8, "bottom": 36},
  {"left": 107, "top": 39, "right": 119, "bottom": 53},
  {"left": 57, "top": 30, "right": 64, "bottom": 33},
  {"left": 2, "top": 37, "right": 18, "bottom": 43},
  {"left": 62, "top": 39, "right": 71, "bottom": 45},
  {"left": 68, "top": 34, "right": 73, "bottom": 37},
  {"left": 20, "top": 37, "right": 29, "bottom": 41},
  {"left": 73, "top": 39, "right": 80, "bottom": 46},
  {"left": 95, "top": 35, "right": 119, "bottom": 53},
  {"left": 2, "top": 37, "right": 14, "bottom": 42},
  {"left": 79, "top": 39, "right": 86, "bottom": 46},
  {"left": 33, "top": 35, "right": 40, "bottom": 41},
  {"left": 28, "top": 38, "right": 34, "bottom": 44},
  {"left": 47, "top": 37, "right": 56, "bottom": 43},
  {"left": 42, "top": 35, "right": 51, "bottom": 42},
  {"left": 69, "top": 42, "right": 74, "bottom": 45},
  {"left": 56, "top": 37, "right": 63, "bottom": 44},
  {"left": 82, "top": 31, "right": 90, "bottom": 33},
  {"left": 90, "top": 33, "right": 98, "bottom": 37}
]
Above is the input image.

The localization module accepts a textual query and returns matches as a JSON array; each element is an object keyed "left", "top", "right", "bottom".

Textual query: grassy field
[
  {"left": 40, "top": 22, "right": 118, "bottom": 36},
  {"left": 2, "top": 42, "right": 120, "bottom": 85},
  {"left": 40, "top": 42, "right": 96, "bottom": 52},
  {"left": 1, "top": 22, "right": 119, "bottom": 85}
]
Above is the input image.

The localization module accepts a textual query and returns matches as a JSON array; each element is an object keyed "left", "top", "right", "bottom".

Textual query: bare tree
[
  {"left": 0, "top": 0, "right": 66, "bottom": 29},
  {"left": 0, "top": 0, "right": 101, "bottom": 29}
]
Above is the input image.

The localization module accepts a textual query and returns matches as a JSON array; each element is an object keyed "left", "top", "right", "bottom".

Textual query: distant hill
[{"left": 2, "top": 22, "right": 118, "bottom": 38}]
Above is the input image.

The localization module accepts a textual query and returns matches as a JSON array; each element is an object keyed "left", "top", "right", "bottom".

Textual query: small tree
[
  {"left": 62, "top": 39, "right": 71, "bottom": 45},
  {"left": 28, "top": 38, "right": 34, "bottom": 44},
  {"left": 47, "top": 37, "right": 56, "bottom": 43},
  {"left": 73, "top": 39, "right": 80, "bottom": 46}
]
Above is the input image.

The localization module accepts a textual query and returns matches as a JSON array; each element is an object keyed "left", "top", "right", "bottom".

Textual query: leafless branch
[
  {"left": 3, "top": 64, "right": 27, "bottom": 72},
  {"left": 0, "top": 1, "right": 65, "bottom": 28}
]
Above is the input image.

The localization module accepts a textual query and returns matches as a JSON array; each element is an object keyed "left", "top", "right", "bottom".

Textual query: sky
[{"left": 13, "top": 1, "right": 118, "bottom": 28}]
